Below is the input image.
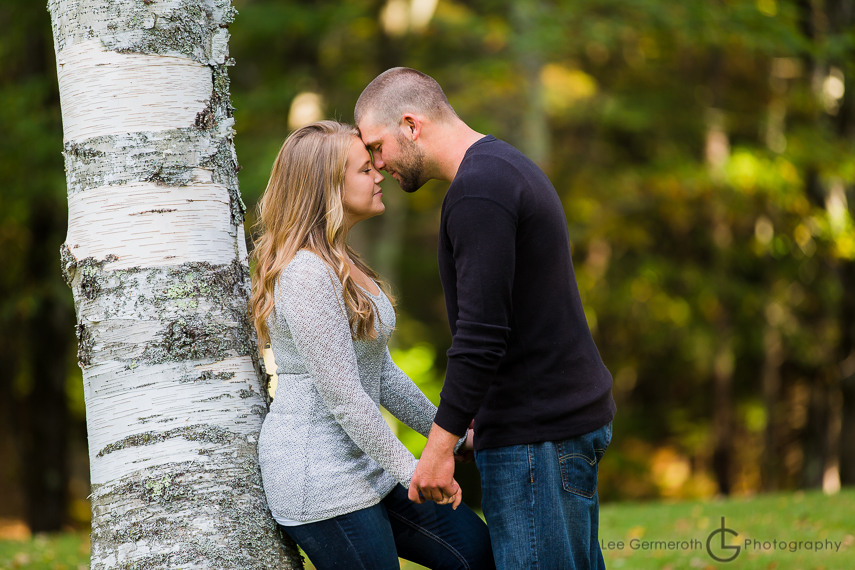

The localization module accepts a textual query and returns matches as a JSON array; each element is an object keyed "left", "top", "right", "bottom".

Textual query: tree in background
[
  {"left": 46, "top": 0, "right": 299, "bottom": 567},
  {"left": 0, "top": 0, "right": 77, "bottom": 534}
]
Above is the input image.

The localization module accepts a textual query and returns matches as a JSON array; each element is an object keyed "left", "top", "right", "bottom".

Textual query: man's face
[{"left": 358, "top": 117, "right": 428, "bottom": 193}]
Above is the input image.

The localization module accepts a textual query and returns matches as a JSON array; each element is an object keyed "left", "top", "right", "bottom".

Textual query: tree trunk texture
[
  {"left": 47, "top": 1, "right": 301, "bottom": 567},
  {"left": 712, "top": 335, "right": 734, "bottom": 495},
  {"left": 511, "top": 0, "right": 551, "bottom": 171},
  {"left": 761, "top": 325, "right": 783, "bottom": 491},
  {"left": 828, "top": 0, "right": 855, "bottom": 487},
  {"left": 798, "top": 0, "right": 854, "bottom": 491}
]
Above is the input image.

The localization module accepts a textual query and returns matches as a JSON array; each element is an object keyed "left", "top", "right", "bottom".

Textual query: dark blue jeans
[
  {"left": 475, "top": 422, "right": 612, "bottom": 570},
  {"left": 280, "top": 484, "right": 495, "bottom": 569}
]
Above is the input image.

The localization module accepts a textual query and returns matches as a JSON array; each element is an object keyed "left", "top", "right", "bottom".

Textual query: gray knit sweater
[{"left": 257, "top": 250, "right": 459, "bottom": 522}]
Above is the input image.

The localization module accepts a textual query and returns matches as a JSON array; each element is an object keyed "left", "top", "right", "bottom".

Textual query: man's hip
[{"left": 474, "top": 421, "right": 613, "bottom": 569}]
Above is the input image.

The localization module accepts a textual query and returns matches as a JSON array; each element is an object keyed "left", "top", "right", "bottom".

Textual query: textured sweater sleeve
[
  {"left": 277, "top": 256, "right": 419, "bottom": 487},
  {"left": 434, "top": 196, "right": 516, "bottom": 436}
]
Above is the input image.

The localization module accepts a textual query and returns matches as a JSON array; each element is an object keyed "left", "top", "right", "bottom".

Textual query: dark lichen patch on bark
[
  {"left": 195, "top": 106, "right": 216, "bottom": 130},
  {"left": 137, "top": 414, "right": 163, "bottom": 424},
  {"left": 64, "top": 130, "right": 225, "bottom": 194},
  {"left": 64, "top": 253, "right": 119, "bottom": 300},
  {"left": 143, "top": 473, "right": 185, "bottom": 503},
  {"left": 64, "top": 131, "right": 198, "bottom": 194},
  {"left": 76, "top": 323, "right": 95, "bottom": 367},
  {"left": 72, "top": 261, "right": 257, "bottom": 368},
  {"left": 49, "top": 0, "right": 238, "bottom": 67},
  {"left": 76, "top": 259, "right": 249, "bottom": 319},
  {"left": 97, "top": 424, "right": 237, "bottom": 457},
  {"left": 179, "top": 370, "right": 236, "bottom": 384},
  {"left": 64, "top": 127, "right": 245, "bottom": 224},
  {"left": 60, "top": 243, "right": 76, "bottom": 287},
  {"left": 140, "top": 315, "right": 242, "bottom": 364},
  {"left": 128, "top": 208, "right": 177, "bottom": 215},
  {"left": 88, "top": 456, "right": 299, "bottom": 570},
  {"left": 200, "top": 392, "right": 234, "bottom": 401},
  {"left": 210, "top": 64, "right": 235, "bottom": 118}
]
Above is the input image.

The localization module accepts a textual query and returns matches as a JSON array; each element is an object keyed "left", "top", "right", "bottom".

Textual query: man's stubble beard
[{"left": 394, "top": 132, "right": 429, "bottom": 193}]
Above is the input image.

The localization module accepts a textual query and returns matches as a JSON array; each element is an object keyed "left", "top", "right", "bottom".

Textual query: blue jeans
[
  {"left": 475, "top": 422, "right": 612, "bottom": 570},
  {"left": 280, "top": 484, "right": 495, "bottom": 569}
]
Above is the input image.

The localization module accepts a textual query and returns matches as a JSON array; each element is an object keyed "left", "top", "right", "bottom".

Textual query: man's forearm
[{"left": 425, "top": 421, "right": 463, "bottom": 454}]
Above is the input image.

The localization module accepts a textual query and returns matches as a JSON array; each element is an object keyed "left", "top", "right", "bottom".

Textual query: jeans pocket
[{"left": 557, "top": 424, "right": 610, "bottom": 498}]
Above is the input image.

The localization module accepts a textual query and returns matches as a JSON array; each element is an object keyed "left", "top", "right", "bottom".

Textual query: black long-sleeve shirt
[{"left": 433, "top": 135, "right": 616, "bottom": 451}]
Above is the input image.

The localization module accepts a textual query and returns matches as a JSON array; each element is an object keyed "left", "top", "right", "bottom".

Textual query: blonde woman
[{"left": 251, "top": 121, "right": 494, "bottom": 569}]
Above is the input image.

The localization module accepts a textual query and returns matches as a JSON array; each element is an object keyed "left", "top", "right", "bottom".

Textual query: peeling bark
[{"left": 48, "top": 0, "right": 300, "bottom": 567}]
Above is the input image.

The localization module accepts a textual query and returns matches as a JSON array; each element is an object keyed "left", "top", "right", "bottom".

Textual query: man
[{"left": 355, "top": 67, "right": 616, "bottom": 569}]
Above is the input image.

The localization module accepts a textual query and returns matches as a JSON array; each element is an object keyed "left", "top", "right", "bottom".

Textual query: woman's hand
[{"left": 433, "top": 478, "right": 463, "bottom": 509}]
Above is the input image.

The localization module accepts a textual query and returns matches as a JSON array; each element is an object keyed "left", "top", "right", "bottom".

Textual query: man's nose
[{"left": 372, "top": 153, "right": 385, "bottom": 169}]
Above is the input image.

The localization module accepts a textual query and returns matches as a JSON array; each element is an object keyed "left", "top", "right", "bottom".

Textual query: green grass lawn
[
  {"left": 598, "top": 489, "right": 855, "bottom": 570},
  {"left": 2, "top": 489, "right": 853, "bottom": 569}
]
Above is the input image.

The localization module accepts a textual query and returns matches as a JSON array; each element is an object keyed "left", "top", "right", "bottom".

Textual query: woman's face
[{"left": 342, "top": 137, "right": 385, "bottom": 227}]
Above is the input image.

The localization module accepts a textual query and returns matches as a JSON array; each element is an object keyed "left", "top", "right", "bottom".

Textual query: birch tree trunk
[{"left": 47, "top": 1, "right": 301, "bottom": 567}]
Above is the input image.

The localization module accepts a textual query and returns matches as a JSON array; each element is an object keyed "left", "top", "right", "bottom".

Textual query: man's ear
[{"left": 401, "top": 114, "right": 422, "bottom": 142}]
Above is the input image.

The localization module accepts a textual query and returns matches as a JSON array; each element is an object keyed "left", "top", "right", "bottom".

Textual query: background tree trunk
[
  {"left": 47, "top": 0, "right": 301, "bottom": 567},
  {"left": 21, "top": 197, "right": 74, "bottom": 532}
]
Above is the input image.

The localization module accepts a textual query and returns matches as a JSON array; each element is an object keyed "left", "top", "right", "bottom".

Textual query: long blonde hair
[{"left": 250, "top": 120, "right": 393, "bottom": 346}]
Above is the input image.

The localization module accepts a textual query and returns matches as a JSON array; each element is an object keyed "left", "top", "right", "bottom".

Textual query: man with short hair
[{"left": 356, "top": 67, "right": 616, "bottom": 569}]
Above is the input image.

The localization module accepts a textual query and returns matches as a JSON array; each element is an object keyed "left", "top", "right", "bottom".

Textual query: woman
[{"left": 251, "top": 121, "right": 494, "bottom": 569}]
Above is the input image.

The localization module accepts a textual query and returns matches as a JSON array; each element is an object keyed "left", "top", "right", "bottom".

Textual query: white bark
[
  {"left": 67, "top": 182, "right": 242, "bottom": 269},
  {"left": 49, "top": 1, "right": 301, "bottom": 568},
  {"left": 57, "top": 40, "right": 214, "bottom": 141}
]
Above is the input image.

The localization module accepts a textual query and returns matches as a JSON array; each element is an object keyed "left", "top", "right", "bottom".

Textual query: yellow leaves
[
  {"left": 834, "top": 233, "right": 855, "bottom": 260},
  {"left": 724, "top": 151, "right": 805, "bottom": 218},
  {"left": 651, "top": 447, "right": 692, "bottom": 497},
  {"left": 757, "top": 0, "right": 777, "bottom": 17},
  {"left": 482, "top": 17, "right": 508, "bottom": 52},
  {"left": 727, "top": 152, "right": 759, "bottom": 191},
  {"left": 793, "top": 224, "right": 815, "bottom": 257},
  {"left": 540, "top": 63, "right": 597, "bottom": 117},
  {"left": 668, "top": 298, "right": 692, "bottom": 327},
  {"left": 778, "top": 159, "right": 800, "bottom": 186}
]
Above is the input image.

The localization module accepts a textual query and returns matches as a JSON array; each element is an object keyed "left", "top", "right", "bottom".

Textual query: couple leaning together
[{"left": 250, "top": 68, "right": 617, "bottom": 570}]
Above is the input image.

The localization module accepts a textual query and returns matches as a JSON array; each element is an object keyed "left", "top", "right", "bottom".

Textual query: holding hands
[{"left": 408, "top": 420, "right": 475, "bottom": 509}]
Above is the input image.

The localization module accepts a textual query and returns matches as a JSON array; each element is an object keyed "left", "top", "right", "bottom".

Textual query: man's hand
[
  {"left": 409, "top": 423, "right": 463, "bottom": 509},
  {"left": 454, "top": 420, "right": 475, "bottom": 464}
]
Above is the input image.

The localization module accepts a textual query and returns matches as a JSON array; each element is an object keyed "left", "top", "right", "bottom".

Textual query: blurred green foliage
[
  {"left": 229, "top": 0, "right": 855, "bottom": 500},
  {"left": 2, "top": 0, "right": 855, "bottom": 531}
]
